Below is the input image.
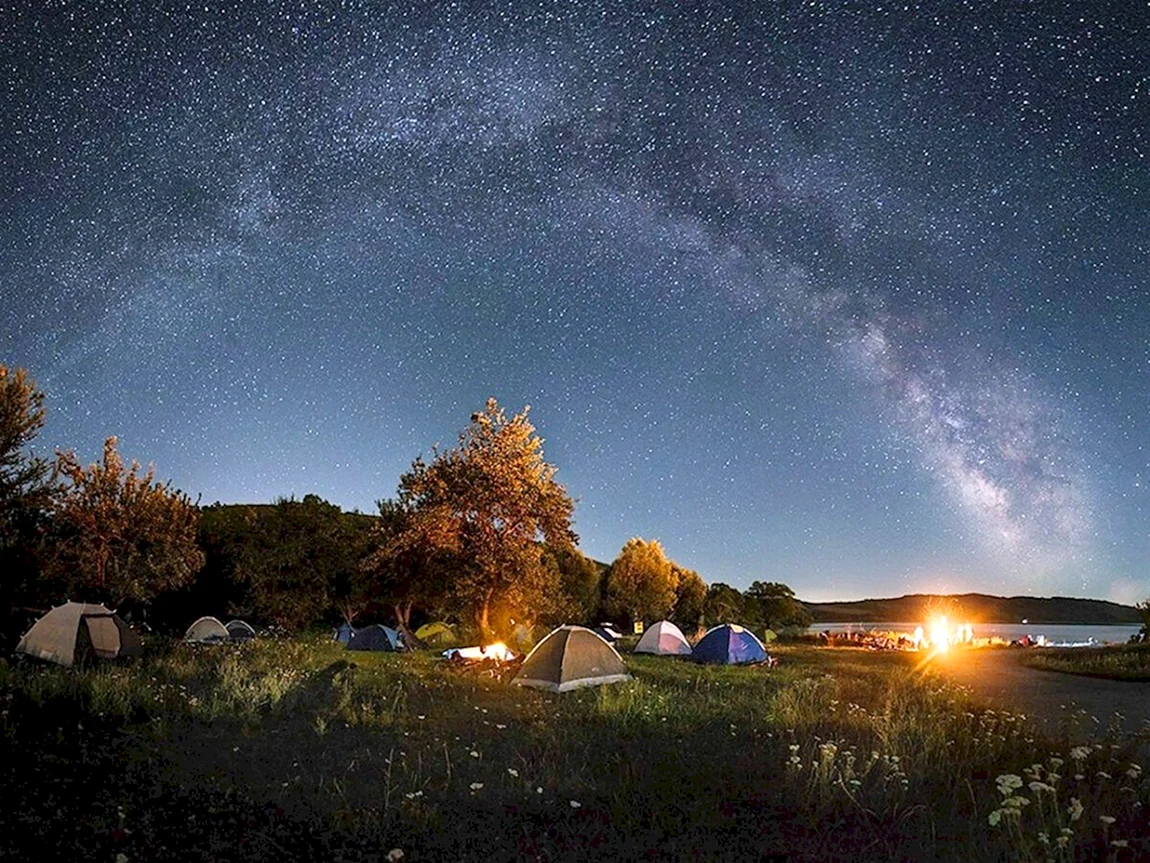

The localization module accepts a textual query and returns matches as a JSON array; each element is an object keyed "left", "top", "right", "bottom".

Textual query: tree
[
  {"left": 703, "top": 582, "right": 744, "bottom": 626},
  {"left": 149, "top": 502, "right": 258, "bottom": 632},
  {"left": 604, "top": 537, "right": 676, "bottom": 626},
  {"left": 670, "top": 563, "right": 707, "bottom": 629},
  {"left": 0, "top": 365, "right": 52, "bottom": 616},
  {"left": 397, "top": 399, "right": 576, "bottom": 640},
  {"left": 542, "top": 545, "right": 603, "bottom": 624},
  {"left": 48, "top": 437, "right": 203, "bottom": 606},
  {"left": 236, "top": 495, "right": 370, "bottom": 632},
  {"left": 360, "top": 497, "right": 456, "bottom": 638},
  {"left": 744, "top": 581, "right": 812, "bottom": 630}
]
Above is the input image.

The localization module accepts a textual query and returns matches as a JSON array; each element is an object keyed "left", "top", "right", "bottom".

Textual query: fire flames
[
  {"left": 449, "top": 641, "right": 516, "bottom": 662},
  {"left": 920, "top": 615, "right": 974, "bottom": 652}
]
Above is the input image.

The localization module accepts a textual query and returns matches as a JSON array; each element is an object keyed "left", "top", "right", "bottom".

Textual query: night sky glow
[{"left": 3, "top": 2, "right": 1148, "bottom": 602}]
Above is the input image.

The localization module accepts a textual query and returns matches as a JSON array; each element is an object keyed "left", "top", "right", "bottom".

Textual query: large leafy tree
[
  {"left": 703, "top": 582, "right": 745, "bottom": 626},
  {"left": 670, "top": 563, "right": 707, "bottom": 630},
  {"left": 541, "top": 545, "right": 604, "bottom": 624},
  {"left": 0, "top": 365, "right": 49, "bottom": 531},
  {"left": 398, "top": 399, "right": 576, "bottom": 640},
  {"left": 360, "top": 498, "right": 456, "bottom": 637},
  {"left": 604, "top": 537, "right": 677, "bottom": 627},
  {"left": 744, "top": 581, "right": 812, "bottom": 630},
  {"left": 237, "top": 494, "right": 372, "bottom": 632},
  {"left": 48, "top": 437, "right": 203, "bottom": 606},
  {"left": 149, "top": 502, "right": 258, "bottom": 632},
  {"left": 0, "top": 365, "right": 52, "bottom": 630}
]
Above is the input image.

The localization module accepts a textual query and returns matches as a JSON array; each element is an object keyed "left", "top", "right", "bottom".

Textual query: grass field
[
  {"left": 1022, "top": 643, "right": 1150, "bottom": 682},
  {"left": 1, "top": 637, "right": 1146, "bottom": 862}
]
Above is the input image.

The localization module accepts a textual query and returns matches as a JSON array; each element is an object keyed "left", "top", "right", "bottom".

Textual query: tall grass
[
  {"left": 1, "top": 640, "right": 1146, "bottom": 861},
  {"left": 1023, "top": 644, "right": 1150, "bottom": 681}
]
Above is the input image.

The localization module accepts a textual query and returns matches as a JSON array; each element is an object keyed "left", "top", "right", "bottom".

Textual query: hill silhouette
[{"left": 801, "top": 593, "right": 1141, "bottom": 625}]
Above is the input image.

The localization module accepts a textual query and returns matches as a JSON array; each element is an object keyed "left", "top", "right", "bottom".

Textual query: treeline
[{"left": 1, "top": 365, "right": 811, "bottom": 645}]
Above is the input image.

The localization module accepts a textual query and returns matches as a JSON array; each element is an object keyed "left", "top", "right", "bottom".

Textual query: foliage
[
  {"left": 2, "top": 640, "right": 1147, "bottom": 861},
  {"left": 603, "top": 537, "right": 676, "bottom": 626},
  {"left": 744, "top": 580, "right": 813, "bottom": 630},
  {"left": 1137, "top": 598, "right": 1150, "bottom": 641},
  {"left": 1022, "top": 643, "right": 1150, "bottom": 681},
  {"left": 542, "top": 545, "right": 603, "bottom": 624},
  {"left": 46, "top": 437, "right": 203, "bottom": 606},
  {"left": 669, "top": 563, "right": 706, "bottom": 629},
  {"left": 235, "top": 494, "right": 372, "bottom": 632},
  {"left": 703, "top": 581, "right": 744, "bottom": 625},
  {"left": 0, "top": 365, "right": 52, "bottom": 620},
  {"left": 395, "top": 399, "right": 576, "bottom": 638},
  {"left": 361, "top": 498, "right": 456, "bottom": 633}
]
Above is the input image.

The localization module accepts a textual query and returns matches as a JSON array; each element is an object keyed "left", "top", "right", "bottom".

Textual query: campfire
[
  {"left": 443, "top": 641, "right": 517, "bottom": 662},
  {"left": 917, "top": 615, "right": 975, "bottom": 652}
]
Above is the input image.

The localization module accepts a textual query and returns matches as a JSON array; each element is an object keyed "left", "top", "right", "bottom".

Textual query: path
[{"left": 930, "top": 648, "right": 1150, "bottom": 746}]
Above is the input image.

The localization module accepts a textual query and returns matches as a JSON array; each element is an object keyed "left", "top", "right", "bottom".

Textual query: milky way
[{"left": 2, "top": 2, "right": 1147, "bottom": 601}]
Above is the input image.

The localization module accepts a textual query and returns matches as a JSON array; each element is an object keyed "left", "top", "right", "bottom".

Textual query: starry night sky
[{"left": 3, "top": 2, "right": 1148, "bottom": 602}]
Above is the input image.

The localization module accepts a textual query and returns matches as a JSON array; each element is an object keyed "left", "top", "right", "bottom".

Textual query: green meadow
[
  {"left": 1022, "top": 643, "right": 1150, "bottom": 682},
  {"left": 1, "top": 639, "right": 1146, "bottom": 862}
]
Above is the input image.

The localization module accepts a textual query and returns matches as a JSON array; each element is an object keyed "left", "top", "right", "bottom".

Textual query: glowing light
[
  {"left": 444, "top": 642, "right": 516, "bottom": 661},
  {"left": 917, "top": 616, "right": 976, "bottom": 653},
  {"left": 481, "top": 641, "right": 515, "bottom": 661},
  {"left": 929, "top": 615, "right": 950, "bottom": 652}
]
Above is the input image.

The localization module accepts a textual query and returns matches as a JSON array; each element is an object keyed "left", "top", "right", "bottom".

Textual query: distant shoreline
[{"left": 801, "top": 592, "right": 1142, "bottom": 626}]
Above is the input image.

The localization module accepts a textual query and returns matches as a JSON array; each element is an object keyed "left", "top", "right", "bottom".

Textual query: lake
[{"left": 806, "top": 621, "right": 1143, "bottom": 646}]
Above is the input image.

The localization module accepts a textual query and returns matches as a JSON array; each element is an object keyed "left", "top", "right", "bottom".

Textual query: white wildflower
[{"left": 1067, "top": 798, "right": 1084, "bottom": 822}]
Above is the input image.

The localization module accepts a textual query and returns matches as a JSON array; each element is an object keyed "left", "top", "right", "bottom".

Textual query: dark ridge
[{"left": 800, "top": 593, "right": 1141, "bottom": 625}]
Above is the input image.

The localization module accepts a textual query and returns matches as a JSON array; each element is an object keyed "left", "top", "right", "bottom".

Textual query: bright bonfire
[{"left": 915, "top": 615, "right": 975, "bottom": 652}]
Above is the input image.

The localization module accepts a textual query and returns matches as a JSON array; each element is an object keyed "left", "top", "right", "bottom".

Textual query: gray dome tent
[
  {"left": 512, "top": 625, "right": 631, "bottom": 693},
  {"left": 184, "top": 616, "right": 229, "bottom": 643},
  {"left": 17, "top": 602, "right": 143, "bottom": 668},
  {"left": 225, "top": 619, "right": 256, "bottom": 640}
]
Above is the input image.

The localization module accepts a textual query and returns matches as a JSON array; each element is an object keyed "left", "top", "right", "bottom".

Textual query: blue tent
[
  {"left": 333, "top": 622, "right": 354, "bottom": 646},
  {"left": 347, "top": 624, "right": 405, "bottom": 652},
  {"left": 692, "top": 624, "right": 768, "bottom": 665},
  {"left": 592, "top": 626, "right": 621, "bottom": 644}
]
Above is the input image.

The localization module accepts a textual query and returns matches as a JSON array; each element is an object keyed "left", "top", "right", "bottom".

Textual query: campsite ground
[
  {"left": 1, "top": 638, "right": 1147, "bottom": 862},
  {"left": 930, "top": 647, "right": 1150, "bottom": 740}
]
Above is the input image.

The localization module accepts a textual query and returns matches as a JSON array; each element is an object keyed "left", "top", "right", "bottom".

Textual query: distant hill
[{"left": 801, "top": 593, "right": 1142, "bottom": 625}]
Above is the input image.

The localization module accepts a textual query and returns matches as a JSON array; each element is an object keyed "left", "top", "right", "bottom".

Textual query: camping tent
[
  {"left": 333, "top": 622, "right": 354, "bottom": 646},
  {"left": 184, "top": 616, "right": 230, "bottom": 643},
  {"left": 16, "top": 602, "right": 143, "bottom": 668},
  {"left": 414, "top": 621, "right": 455, "bottom": 645},
  {"left": 225, "top": 619, "right": 256, "bottom": 640},
  {"left": 633, "top": 620, "right": 692, "bottom": 656},
  {"left": 692, "top": 624, "right": 768, "bottom": 665},
  {"left": 593, "top": 623, "right": 623, "bottom": 642},
  {"left": 347, "top": 624, "right": 405, "bottom": 652},
  {"left": 512, "top": 626, "right": 631, "bottom": 693}
]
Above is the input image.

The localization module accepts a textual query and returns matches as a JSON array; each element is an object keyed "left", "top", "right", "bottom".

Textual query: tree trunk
[
  {"left": 395, "top": 602, "right": 424, "bottom": 650},
  {"left": 477, "top": 590, "right": 494, "bottom": 643}
]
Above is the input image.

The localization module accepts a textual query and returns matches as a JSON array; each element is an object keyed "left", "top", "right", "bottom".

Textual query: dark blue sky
[{"left": 3, "top": 2, "right": 1147, "bottom": 602}]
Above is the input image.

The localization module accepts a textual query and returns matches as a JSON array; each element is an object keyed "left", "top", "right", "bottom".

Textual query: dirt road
[{"left": 930, "top": 648, "right": 1150, "bottom": 745}]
